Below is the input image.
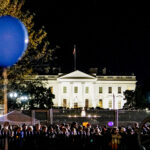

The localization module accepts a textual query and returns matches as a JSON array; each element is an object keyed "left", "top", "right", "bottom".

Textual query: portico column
[
  {"left": 69, "top": 82, "right": 73, "bottom": 108},
  {"left": 91, "top": 83, "right": 95, "bottom": 107},
  {"left": 93, "top": 82, "right": 97, "bottom": 107},
  {"left": 82, "top": 82, "right": 85, "bottom": 108},
  {"left": 58, "top": 83, "right": 61, "bottom": 107}
]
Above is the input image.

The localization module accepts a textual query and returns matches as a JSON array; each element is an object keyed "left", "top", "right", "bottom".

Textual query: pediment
[{"left": 59, "top": 70, "right": 95, "bottom": 79}]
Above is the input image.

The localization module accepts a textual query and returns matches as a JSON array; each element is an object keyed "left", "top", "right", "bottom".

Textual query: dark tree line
[
  {"left": 7, "top": 80, "right": 55, "bottom": 111},
  {"left": 0, "top": 0, "right": 58, "bottom": 111},
  {"left": 124, "top": 84, "right": 149, "bottom": 110}
]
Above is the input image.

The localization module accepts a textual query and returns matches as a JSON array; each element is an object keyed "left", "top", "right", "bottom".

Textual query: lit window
[
  {"left": 108, "top": 87, "right": 112, "bottom": 93},
  {"left": 63, "top": 86, "right": 67, "bottom": 93},
  {"left": 74, "top": 102, "right": 78, "bottom": 108},
  {"left": 99, "top": 99, "right": 103, "bottom": 108},
  {"left": 85, "top": 87, "right": 89, "bottom": 93},
  {"left": 63, "top": 99, "right": 67, "bottom": 108},
  {"left": 118, "top": 101, "right": 121, "bottom": 109},
  {"left": 99, "top": 87, "right": 103, "bottom": 93},
  {"left": 50, "top": 87, "right": 53, "bottom": 93},
  {"left": 74, "top": 87, "right": 78, "bottom": 93},
  {"left": 118, "top": 87, "right": 121, "bottom": 94},
  {"left": 108, "top": 100, "right": 112, "bottom": 108}
]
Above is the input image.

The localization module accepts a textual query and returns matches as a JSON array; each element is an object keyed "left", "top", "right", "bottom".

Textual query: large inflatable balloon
[{"left": 0, "top": 15, "right": 29, "bottom": 67}]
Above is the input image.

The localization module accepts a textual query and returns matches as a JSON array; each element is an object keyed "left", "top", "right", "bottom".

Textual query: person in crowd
[
  {"left": 102, "top": 125, "right": 112, "bottom": 150},
  {"left": 111, "top": 127, "right": 122, "bottom": 150},
  {"left": 0, "top": 121, "right": 149, "bottom": 150},
  {"left": 119, "top": 127, "right": 127, "bottom": 150}
]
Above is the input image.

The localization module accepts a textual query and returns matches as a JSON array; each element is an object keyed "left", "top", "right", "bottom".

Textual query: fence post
[
  {"left": 114, "top": 109, "right": 118, "bottom": 127},
  {"left": 32, "top": 110, "right": 35, "bottom": 125},
  {"left": 49, "top": 108, "right": 53, "bottom": 125}
]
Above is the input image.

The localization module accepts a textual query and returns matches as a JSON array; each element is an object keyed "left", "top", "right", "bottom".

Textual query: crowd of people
[{"left": 0, "top": 121, "right": 149, "bottom": 150}]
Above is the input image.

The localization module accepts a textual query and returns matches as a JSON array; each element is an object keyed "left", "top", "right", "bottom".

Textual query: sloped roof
[
  {"left": 59, "top": 70, "right": 96, "bottom": 79},
  {"left": 0, "top": 110, "right": 39, "bottom": 125}
]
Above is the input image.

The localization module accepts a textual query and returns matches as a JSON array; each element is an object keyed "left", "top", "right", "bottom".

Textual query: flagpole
[{"left": 73, "top": 45, "right": 76, "bottom": 71}]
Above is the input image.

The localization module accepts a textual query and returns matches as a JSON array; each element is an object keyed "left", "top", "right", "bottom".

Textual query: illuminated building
[{"left": 34, "top": 70, "right": 136, "bottom": 109}]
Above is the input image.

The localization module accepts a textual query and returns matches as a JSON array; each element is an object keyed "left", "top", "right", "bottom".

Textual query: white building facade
[{"left": 40, "top": 70, "right": 136, "bottom": 109}]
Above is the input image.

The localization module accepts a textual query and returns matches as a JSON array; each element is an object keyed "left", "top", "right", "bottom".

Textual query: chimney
[
  {"left": 102, "top": 67, "right": 106, "bottom": 75},
  {"left": 89, "top": 68, "right": 98, "bottom": 75},
  {"left": 131, "top": 73, "right": 135, "bottom": 76},
  {"left": 58, "top": 73, "right": 63, "bottom": 76}
]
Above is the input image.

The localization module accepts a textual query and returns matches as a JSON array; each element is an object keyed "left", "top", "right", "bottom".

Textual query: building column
[
  {"left": 91, "top": 83, "right": 95, "bottom": 108},
  {"left": 82, "top": 82, "right": 85, "bottom": 108},
  {"left": 69, "top": 82, "right": 73, "bottom": 108},
  {"left": 58, "top": 82, "right": 61, "bottom": 107},
  {"left": 103, "top": 97, "right": 107, "bottom": 109},
  {"left": 93, "top": 82, "right": 97, "bottom": 108}
]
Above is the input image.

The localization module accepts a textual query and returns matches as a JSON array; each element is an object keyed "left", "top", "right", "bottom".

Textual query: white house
[{"left": 37, "top": 70, "right": 136, "bottom": 109}]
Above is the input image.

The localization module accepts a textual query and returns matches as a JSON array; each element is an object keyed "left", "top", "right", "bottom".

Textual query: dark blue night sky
[{"left": 24, "top": 1, "right": 150, "bottom": 84}]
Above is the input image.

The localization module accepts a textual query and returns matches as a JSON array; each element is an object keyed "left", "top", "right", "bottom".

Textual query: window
[
  {"left": 63, "top": 99, "right": 67, "bottom": 108},
  {"left": 50, "top": 87, "right": 53, "bottom": 93},
  {"left": 74, "top": 102, "right": 78, "bottom": 108},
  {"left": 85, "top": 99, "right": 89, "bottom": 108},
  {"left": 63, "top": 86, "right": 67, "bottom": 93},
  {"left": 108, "top": 100, "right": 112, "bottom": 108},
  {"left": 118, "top": 101, "right": 121, "bottom": 109},
  {"left": 99, "top": 87, "right": 103, "bottom": 93},
  {"left": 74, "top": 87, "right": 78, "bottom": 93},
  {"left": 118, "top": 87, "right": 121, "bottom": 94},
  {"left": 99, "top": 99, "right": 103, "bottom": 108},
  {"left": 108, "top": 87, "right": 112, "bottom": 93},
  {"left": 85, "top": 87, "right": 89, "bottom": 93}
]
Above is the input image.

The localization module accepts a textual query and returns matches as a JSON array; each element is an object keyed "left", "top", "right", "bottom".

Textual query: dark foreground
[{"left": 0, "top": 122, "right": 148, "bottom": 150}]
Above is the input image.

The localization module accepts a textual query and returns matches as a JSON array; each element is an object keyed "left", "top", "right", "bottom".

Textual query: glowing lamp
[{"left": 108, "top": 121, "right": 114, "bottom": 127}]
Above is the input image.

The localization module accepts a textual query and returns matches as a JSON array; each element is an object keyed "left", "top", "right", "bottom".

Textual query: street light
[
  {"left": 20, "top": 96, "right": 28, "bottom": 110},
  {"left": 9, "top": 92, "right": 18, "bottom": 98},
  {"left": 81, "top": 107, "right": 86, "bottom": 117},
  {"left": 20, "top": 96, "right": 28, "bottom": 101}
]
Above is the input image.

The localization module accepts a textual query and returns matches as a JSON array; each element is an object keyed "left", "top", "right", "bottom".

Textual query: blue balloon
[{"left": 0, "top": 15, "right": 29, "bottom": 67}]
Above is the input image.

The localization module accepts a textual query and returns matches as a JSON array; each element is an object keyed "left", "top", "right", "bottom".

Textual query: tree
[
  {"left": 0, "top": 0, "right": 58, "bottom": 107},
  {"left": 0, "top": 0, "right": 56, "bottom": 79},
  {"left": 7, "top": 95, "right": 20, "bottom": 110},
  {"left": 7, "top": 80, "right": 55, "bottom": 110},
  {"left": 123, "top": 90, "right": 136, "bottom": 109},
  {"left": 26, "top": 82, "right": 55, "bottom": 109},
  {"left": 123, "top": 85, "right": 148, "bottom": 109}
]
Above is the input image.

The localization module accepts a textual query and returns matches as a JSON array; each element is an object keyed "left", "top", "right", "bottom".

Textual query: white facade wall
[{"left": 41, "top": 70, "right": 136, "bottom": 109}]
